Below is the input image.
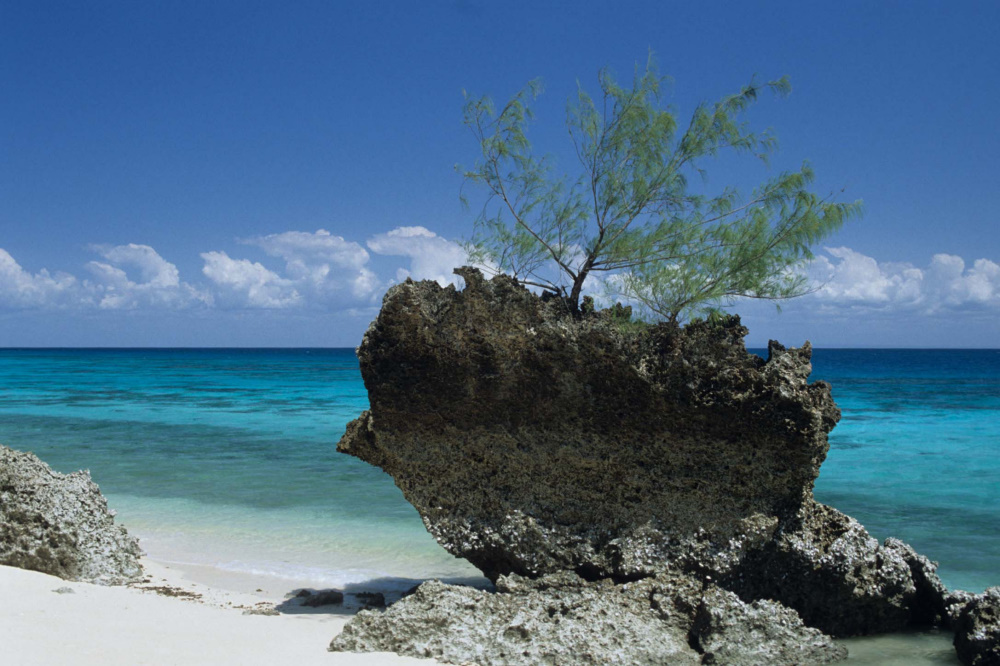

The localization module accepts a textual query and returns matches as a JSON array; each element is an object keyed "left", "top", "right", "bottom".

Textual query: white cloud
[
  {"left": 244, "top": 229, "right": 370, "bottom": 271},
  {"left": 90, "top": 243, "right": 180, "bottom": 288},
  {"left": 85, "top": 244, "right": 208, "bottom": 310},
  {"left": 0, "top": 249, "right": 82, "bottom": 309},
  {"left": 0, "top": 228, "right": 471, "bottom": 314},
  {"left": 350, "top": 267, "right": 381, "bottom": 299},
  {"left": 366, "top": 226, "right": 470, "bottom": 287},
  {"left": 805, "top": 247, "right": 1000, "bottom": 313},
  {"left": 229, "top": 229, "right": 381, "bottom": 303},
  {"left": 200, "top": 251, "right": 301, "bottom": 309},
  {"left": 0, "top": 244, "right": 206, "bottom": 310}
]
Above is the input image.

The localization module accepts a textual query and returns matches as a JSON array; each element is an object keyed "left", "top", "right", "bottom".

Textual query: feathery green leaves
[{"left": 460, "top": 55, "right": 861, "bottom": 321}]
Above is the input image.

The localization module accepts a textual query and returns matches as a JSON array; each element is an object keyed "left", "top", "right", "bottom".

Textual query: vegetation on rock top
[{"left": 460, "top": 53, "right": 862, "bottom": 322}]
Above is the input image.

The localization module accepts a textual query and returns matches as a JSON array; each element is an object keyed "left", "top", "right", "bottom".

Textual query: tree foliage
[{"left": 459, "top": 55, "right": 862, "bottom": 322}]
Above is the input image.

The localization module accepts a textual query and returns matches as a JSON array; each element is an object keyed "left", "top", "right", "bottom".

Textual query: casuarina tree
[{"left": 460, "top": 55, "right": 862, "bottom": 322}]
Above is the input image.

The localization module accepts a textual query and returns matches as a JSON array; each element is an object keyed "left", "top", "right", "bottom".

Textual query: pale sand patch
[{"left": 0, "top": 562, "right": 441, "bottom": 666}]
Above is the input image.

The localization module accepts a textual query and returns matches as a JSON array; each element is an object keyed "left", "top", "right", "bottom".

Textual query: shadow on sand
[{"left": 274, "top": 575, "right": 491, "bottom": 616}]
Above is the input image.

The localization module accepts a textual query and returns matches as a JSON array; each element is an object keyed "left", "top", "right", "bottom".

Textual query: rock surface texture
[
  {"left": 884, "top": 537, "right": 953, "bottom": 626},
  {"left": 333, "top": 269, "right": 957, "bottom": 663},
  {"left": 331, "top": 573, "right": 846, "bottom": 666},
  {"left": 0, "top": 445, "right": 142, "bottom": 585},
  {"left": 954, "top": 588, "right": 1000, "bottom": 666}
]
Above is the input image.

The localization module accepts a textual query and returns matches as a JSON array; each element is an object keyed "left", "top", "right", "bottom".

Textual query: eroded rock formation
[
  {"left": 332, "top": 268, "right": 955, "bottom": 663},
  {"left": 339, "top": 269, "right": 839, "bottom": 582},
  {"left": 0, "top": 445, "right": 142, "bottom": 585}
]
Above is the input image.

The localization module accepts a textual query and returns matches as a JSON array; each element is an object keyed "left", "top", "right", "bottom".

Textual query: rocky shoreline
[
  {"left": 332, "top": 268, "right": 999, "bottom": 665},
  {"left": 1, "top": 268, "right": 996, "bottom": 664}
]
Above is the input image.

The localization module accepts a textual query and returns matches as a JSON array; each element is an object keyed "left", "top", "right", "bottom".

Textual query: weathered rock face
[
  {"left": 722, "top": 504, "right": 919, "bottom": 636},
  {"left": 954, "top": 588, "right": 1000, "bottom": 666},
  {"left": 0, "top": 445, "right": 142, "bottom": 585},
  {"left": 331, "top": 573, "right": 847, "bottom": 666},
  {"left": 949, "top": 590, "right": 981, "bottom": 627},
  {"left": 338, "top": 268, "right": 933, "bottom": 637},
  {"left": 340, "top": 268, "right": 839, "bottom": 584},
  {"left": 692, "top": 585, "right": 848, "bottom": 665}
]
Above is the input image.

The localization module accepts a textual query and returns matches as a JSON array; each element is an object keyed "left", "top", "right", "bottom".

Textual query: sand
[{"left": 0, "top": 560, "right": 439, "bottom": 666}]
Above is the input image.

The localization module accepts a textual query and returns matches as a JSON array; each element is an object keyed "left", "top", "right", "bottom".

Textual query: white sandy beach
[{"left": 0, "top": 560, "right": 441, "bottom": 666}]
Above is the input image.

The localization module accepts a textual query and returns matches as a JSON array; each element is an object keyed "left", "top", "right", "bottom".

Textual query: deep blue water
[{"left": 0, "top": 347, "right": 996, "bottom": 593}]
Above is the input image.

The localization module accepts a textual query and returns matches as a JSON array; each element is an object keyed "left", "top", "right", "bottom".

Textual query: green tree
[{"left": 460, "top": 55, "right": 862, "bottom": 322}]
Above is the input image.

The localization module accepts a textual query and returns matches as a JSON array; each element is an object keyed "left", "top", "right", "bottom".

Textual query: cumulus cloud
[
  {"left": 0, "top": 249, "right": 82, "bottom": 309},
  {"left": 198, "top": 226, "right": 477, "bottom": 308},
  {"left": 0, "top": 244, "right": 207, "bottom": 310},
  {"left": 215, "top": 229, "right": 381, "bottom": 303},
  {"left": 200, "top": 251, "right": 300, "bottom": 308},
  {"left": 85, "top": 244, "right": 208, "bottom": 309},
  {"left": 244, "top": 229, "right": 370, "bottom": 272},
  {"left": 89, "top": 244, "right": 180, "bottom": 288},
  {"left": 366, "top": 226, "right": 470, "bottom": 287},
  {"left": 805, "top": 247, "right": 1000, "bottom": 313}
]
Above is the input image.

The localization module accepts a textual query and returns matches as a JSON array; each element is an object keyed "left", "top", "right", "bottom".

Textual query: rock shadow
[{"left": 274, "top": 575, "right": 491, "bottom": 615}]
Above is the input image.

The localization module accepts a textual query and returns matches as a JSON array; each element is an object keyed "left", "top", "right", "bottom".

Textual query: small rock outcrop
[
  {"left": 692, "top": 585, "right": 848, "bottom": 665},
  {"left": 954, "top": 588, "right": 1000, "bottom": 666},
  {"left": 722, "top": 504, "right": 918, "bottom": 635},
  {"left": 302, "top": 590, "right": 344, "bottom": 607},
  {"left": 331, "top": 573, "right": 846, "bottom": 666},
  {"left": 0, "top": 445, "right": 142, "bottom": 585},
  {"left": 333, "top": 268, "right": 959, "bottom": 663}
]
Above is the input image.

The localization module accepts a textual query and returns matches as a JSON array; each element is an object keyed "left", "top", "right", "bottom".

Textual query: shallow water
[
  {"left": 0, "top": 348, "right": 481, "bottom": 587},
  {"left": 840, "top": 628, "right": 959, "bottom": 665},
  {"left": 0, "top": 347, "right": 996, "bottom": 596}
]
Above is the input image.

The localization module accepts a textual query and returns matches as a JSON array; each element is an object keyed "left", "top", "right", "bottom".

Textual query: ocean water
[
  {"left": 0, "top": 348, "right": 484, "bottom": 593},
  {"left": 810, "top": 349, "right": 1000, "bottom": 594},
  {"left": 0, "top": 347, "right": 997, "bottom": 601}
]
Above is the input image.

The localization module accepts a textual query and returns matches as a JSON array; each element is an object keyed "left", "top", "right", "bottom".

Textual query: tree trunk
[{"left": 567, "top": 269, "right": 590, "bottom": 316}]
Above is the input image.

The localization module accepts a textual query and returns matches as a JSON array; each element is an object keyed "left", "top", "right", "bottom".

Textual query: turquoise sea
[{"left": 0, "top": 347, "right": 997, "bottom": 600}]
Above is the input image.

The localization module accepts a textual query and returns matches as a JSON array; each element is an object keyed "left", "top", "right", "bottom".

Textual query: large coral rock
[
  {"left": 337, "top": 269, "right": 936, "bottom": 637},
  {"left": 340, "top": 269, "right": 837, "bottom": 581},
  {"left": 954, "top": 588, "right": 1000, "bottom": 666},
  {"left": 338, "top": 268, "right": 957, "bottom": 648},
  {"left": 330, "top": 573, "right": 846, "bottom": 666},
  {"left": 0, "top": 445, "right": 142, "bottom": 585}
]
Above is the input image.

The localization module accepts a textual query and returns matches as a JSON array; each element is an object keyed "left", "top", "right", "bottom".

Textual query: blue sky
[{"left": 2, "top": 1, "right": 998, "bottom": 347}]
